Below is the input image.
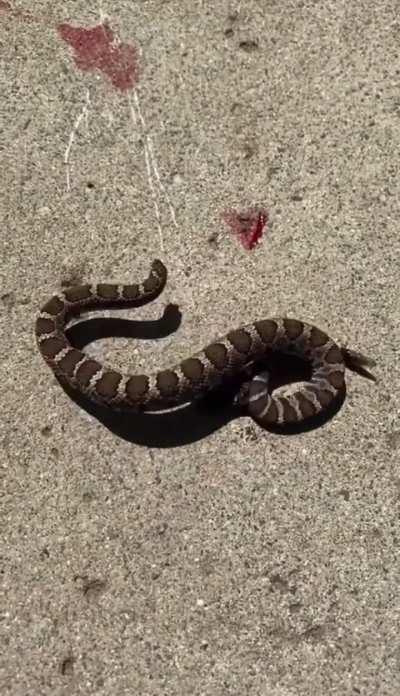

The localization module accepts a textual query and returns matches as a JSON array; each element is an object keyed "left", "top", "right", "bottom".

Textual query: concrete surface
[{"left": 1, "top": 1, "right": 399, "bottom": 694}]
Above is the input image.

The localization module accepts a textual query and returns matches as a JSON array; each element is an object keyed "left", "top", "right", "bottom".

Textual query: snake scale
[{"left": 35, "top": 259, "right": 374, "bottom": 426}]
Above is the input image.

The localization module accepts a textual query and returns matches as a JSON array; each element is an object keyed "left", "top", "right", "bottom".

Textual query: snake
[{"left": 35, "top": 259, "right": 374, "bottom": 426}]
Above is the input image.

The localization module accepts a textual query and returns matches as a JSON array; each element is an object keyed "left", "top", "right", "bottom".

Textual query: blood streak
[
  {"left": 223, "top": 207, "right": 268, "bottom": 250},
  {"left": 57, "top": 23, "right": 139, "bottom": 91}
]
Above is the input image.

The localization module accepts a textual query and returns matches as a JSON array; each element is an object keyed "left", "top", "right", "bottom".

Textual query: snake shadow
[{"left": 61, "top": 304, "right": 350, "bottom": 448}]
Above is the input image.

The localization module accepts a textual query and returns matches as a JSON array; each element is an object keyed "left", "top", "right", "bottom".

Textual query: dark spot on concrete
[
  {"left": 60, "top": 655, "right": 74, "bottom": 676},
  {"left": 269, "top": 573, "right": 296, "bottom": 594},
  {"left": 156, "top": 522, "right": 168, "bottom": 536},
  {"left": 224, "top": 9, "right": 238, "bottom": 35},
  {"left": 41, "top": 425, "right": 52, "bottom": 437},
  {"left": 388, "top": 431, "right": 400, "bottom": 449},
  {"left": 207, "top": 232, "right": 218, "bottom": 245},
  {"left": 289, "top": 602, "right": 302, "bottom": 613},
  {"left": 242, "top": 424, "right": 259, "bottom": 442},
  {"left": 302, "top": 624, "right": 326, "bottom": 641},
  {"left": 83, "top": 578, "right": 107, "bottom": 598},
  {"left": 291, "top": 190, "right": 304, "bottom": 201},
  {"left": 270, "top": 573, "right": 290, "bottom": 593},
  {"left": 1, "top": 291, "right": 15, "bottom": 308},
  {"left": 228, "top": 10, "right": 239, "bottom": 22},
  {"left": 239, "top": 39, "right": 259, "bottom": 51}
]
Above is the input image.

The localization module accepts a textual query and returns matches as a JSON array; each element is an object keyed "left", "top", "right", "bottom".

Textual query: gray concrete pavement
[{"left": 1, "top": 2, "right": 399, "bottom": 694}]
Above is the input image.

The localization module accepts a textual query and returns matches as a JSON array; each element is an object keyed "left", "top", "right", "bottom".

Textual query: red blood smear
[
  {"left": 57, "top": 23, "right": 139, "bottom": 91},
  {"left": 223, "top": 207, "right": 268, "bottom": 250}
]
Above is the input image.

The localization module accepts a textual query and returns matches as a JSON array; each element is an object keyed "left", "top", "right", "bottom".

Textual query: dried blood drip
[
  {"left": 57, "top": 22, "right": 139, "bottom": 91},
  {"left": 223, "top": 207, "right": 268, "bottom": 250}
]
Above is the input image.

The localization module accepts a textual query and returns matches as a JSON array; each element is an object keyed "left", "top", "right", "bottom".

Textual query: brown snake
[{"left": 35, "top": 259, "right": 375, "bottom": 426}]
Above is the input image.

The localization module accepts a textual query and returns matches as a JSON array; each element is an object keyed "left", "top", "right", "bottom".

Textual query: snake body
[{"left": 35, "top": 260, "right": 373, "bottom": 426}]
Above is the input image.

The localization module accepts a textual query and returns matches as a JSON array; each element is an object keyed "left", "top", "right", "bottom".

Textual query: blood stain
[
  {"left": 57, "top": 22, "right": 139, "bottom": 91},
  {"left": 223, "top": 207, "right": 268, "bottom": 250}
]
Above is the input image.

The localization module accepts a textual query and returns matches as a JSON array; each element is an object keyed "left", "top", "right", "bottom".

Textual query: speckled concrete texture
[{"left": 1, "top": 1, "right": 400, "bottom": 694}]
